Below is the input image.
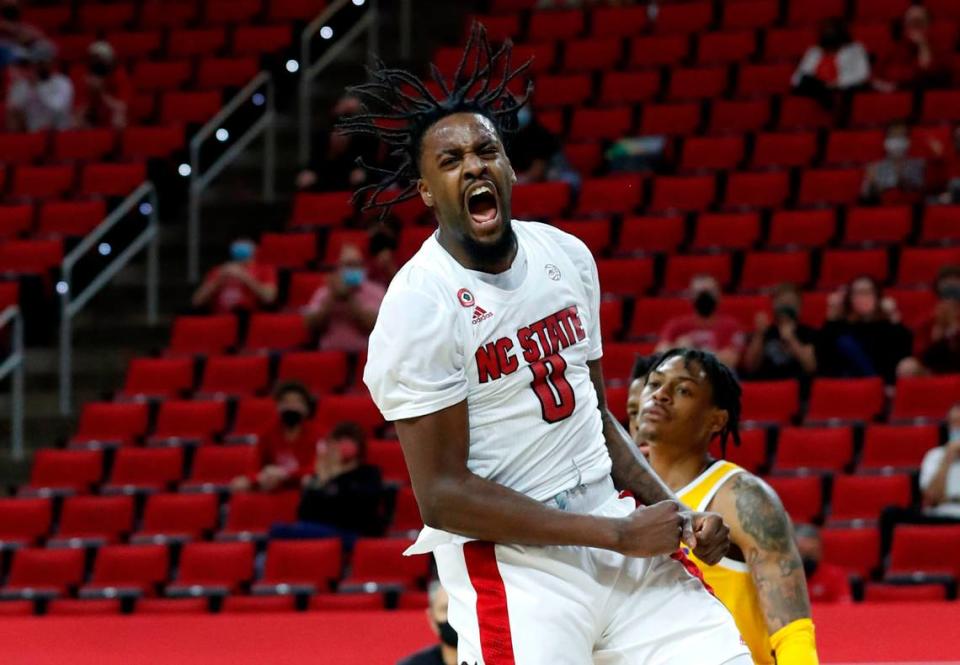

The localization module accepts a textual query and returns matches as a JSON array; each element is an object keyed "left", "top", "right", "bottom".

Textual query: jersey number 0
[{"left": 528, "top": 353, "right": 575, "bottom": 423}]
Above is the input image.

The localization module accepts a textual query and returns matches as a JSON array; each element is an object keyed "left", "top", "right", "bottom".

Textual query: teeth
[{"left": 469, "top": 184, "right": 493, "bottom": 199}]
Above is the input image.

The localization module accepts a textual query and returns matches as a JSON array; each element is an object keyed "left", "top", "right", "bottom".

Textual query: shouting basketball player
[
  {"left": 632, "top": 348, "right": 819, "bottom": 664},
  {"left": 356, "top": 25, "right": 750, "bottom": 664}
]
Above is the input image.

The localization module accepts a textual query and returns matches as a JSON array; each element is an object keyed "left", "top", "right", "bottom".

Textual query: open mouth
[{"left": 465, "top": 182, "right": 500, "bottom": 227}]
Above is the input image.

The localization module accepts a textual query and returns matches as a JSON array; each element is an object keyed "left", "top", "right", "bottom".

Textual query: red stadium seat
[
  {"left": 898, "top": 247, "right": 960, "bottom": 286},
  {"left": 691, "top": 212, "right": 759, "bottom": 250},
  {"left": 511, "top": 182, "right": 570, "bottom": 219},
  {"left": 768, "top": 210, "right": 836, "bottom": 249},
  {"left": 510, "top": 43, "right": 556, "bottom": 75},
  {"left": 599, "top": 71, "right": 660, "bottom": 105},
  {"left": 276, "top": 351, "right": 349, "bottom": 395},
  {"left": 467, "top": 14, "right": 521, "bottom": 42},
  {"left": 315, "top": 394, "right": 385, "bottom": 438},
  {"left": 232, "top": 25, "right": 292, "bottom": 56},
  {"left": 628, "top": 35, "right": 689, "bottom": 68},
  {"left": 570, "top": 107, "right": 633, "bottom": 141},
  {"left": 120, "top": 357, "right": 195, "bottom": 399},
  {"left": 722, "top": 0, "right": 779, "bottom": 30},
  {"left": 787, "top": 0, "right": 845, "bottom": 25},
  {"left": 886, "top": 288, "right": 936, "bottom": 330},
  {"left": 797, "top": 168, "right": 865, "bottom": 207},
  {"left": 0, "top": 282, "right": 18, "bottom": 310},
  {"left": 921, "top": 90, "right": 960, "bottom": 124},
  {"left": 167, "top": 541, "right": 254, "bottom": 594},
  {"left": 708, "top": 428, "right": 769, "bottom": 474},
  {"left": 183, "top": 446, "right": 259, "bottom": 490},
  {"left": 574, "top": 175, "right": 644, "bottom": 216},
  {"left": 805, "top": 378, "right": 885, "bottom": 423},
  {"left": 225, "top": 397, "right": 278, "bottom": 443},
  {"left": 864, "top": 582, "right": 947, "bottom": 602},
  {"left": 740, "top": 251, "right": 811, "bottom": 291},
  {"left": 740, "top": 380, "right": 799, "bottom": 424},
  {"left": 779, "top": 96, "right": 833, "bottom": 130},
  {"left": 774, "top": 426, "right": 854, "bottom": 473},
  {"left": 35, "top": 200, "right": 104, "bottom": 239},
  {"left": 11, "top": 165, "right": 74, "bottom": 199},
  {"left": 109, "top": 30, "right": 163, "bottom": 59},
  {"left": 203, "top": 0, "right": 261, "bottom": 24},
  {"left": 890, "top": 374, "right": 960, "bottom": 422},
  {"left": 825, "top": 130, "right": 885, "bottom": 165},
  {"left": 310, "top": 593, "right": 383, "bottom": 611},
  {"left": 751, "top": 132, "right": 817, "bottom": 169},
  {"left": 341, "top": 538, "right": 425, "bottom": 591},
  {"left": 121, "top": 125, "right": 185, "bottom": 159},
  {"left": 920, "top": 205, "right": 960, "bottom": 245},
  {"left": 80, "top": 162, "right": 145, "bottom": 197},
  {"left": 563, "top": 142, "right": 604, "bottom": 175},
  {"left": 78, "top": 3, "right": 135, "bottom": 31},
  {"left": 70, "top": 401, "right": 148, "bottom": 449},
  {"left": 23, "top": 450, "right": 103, "bottom": 496},
  {"left": 828, "top": 474, "right": 911, "bottom": 524},
  {"left": 243, "top": 313, "right": 309, "bottom": 352},
  {"left": 168, "top": 315, "right": 237, "bottom": 357},
  {"left": 852, "top": 23, "right": 895, "bottom": 60},
  {"left": 667, "top": 66, "right": 728, "bottom": 101},
  {"left": 134, "top": 492, "right": 219, "bottom": 543},
  {"left": 132, "top": 60, "right": 191, "bottom": 92},
  {"left": 708, "top": 98, "right": 770, "bottom": 134},
  {"left": 198, "top": 355, "right": 269, "bottom": 397},
  {"left": 528, "top": 9, "right": 583, "bottom": 41},
  {"left": 323, "top": 229, "right": 369, "bottom": 266},
  {"left": 533, "top": 74, "right": 592, "bottom": 108},
  {"left": 800, "top": 291, "right": 830, "bottom": 328},
  {"left": 736, "top": 63, "right": 794, "bottom": 96},
  {"left": 2, "top": 548, "right": 85, "bottom": 598},
  {"left": 21, "top": 5, "right": 72, "bottom": 32},
  {"left": 0, "top": 498, "right": 52, "bottom": 547},
  {"left": 0, "top": 239, "right": 62, "bottom": 277},
  {"left": 167, "top": 27, "right": 227, "bottom": 58},
  {"left": 196, "top": 57, "right": 259, "bottom": 89},
  {"left": 822, "top": 527, "right": 879, "bottom": 579},
  {"left": 267, "top": 0, "right": 326, "bottom": 21},
  {"left": 680, "top": 136, "right": 744, "bottom": 172},
  {"left": 104, "top": 447, "right": 183, "bottom": 493},
  {"left": 654, "top": 2, "right": 712, "bottom": 34},
  {"left": 82, "top": 544, "right": 169, "bottom": 598},
  {"left": 219, "top": 491, "right": 299, "bottom": 541},
  {"left": 553, "top": 220, "right": 611, "bottom": 255},
  {"left": 887, "top": 525, "right": 960, "bottom": 580},
  {"left": 161, "top": 91, "right": 222, "bottom": 125},
  {"left": 618, "top": 215, "right": 685, "bottom": 255},
  {"left": 149, "top": 400, "right": 226, "bottom": 447},
  {"left": 698, "top": 31, "right": 756, "bottom": 64},
  {"left": 51, "top": 495, "right": 134, "bottom": 546},
  {"left": 724, "top": 171, "right": 790, "bottom": 210},
  {"left": 640, "top": 102, "right": 702, "bottom": 136},
  {"left": 663, "top": 254, "right": 731, "bottom": 292},
  {"left": 285, "top": 272, "right": 328, "bottom": 310},
  {"left": 844, "top": 206, "right": 911, "bottom": 246},
  {"left": 629, "top": 297, "right": 691, "bottom": 339},
  {"left": 718, "top": 295, "right": 773, "bottom": 329},
  {"left": 255, "top": 540, "right": 342, "bottom": 594},
  {"left": 855, "top": 0, "right": 911, "bottom": 22},
  {"left": 601, "top": 343, "right": 645, "bottom": 386},
  {"left": 291, "top": 192, "right": 355, "bottom": 228},
  {"left": 600, "top": 299, "right": 624, "bottom": 340},
  {"left": 592, "top": 6, "right": 649, "bottom": 37},
  {"left": 0, "top": 205, "right": 32, "bottom": 239},
  {"left": 391, "top": 485, "right": 423, "bottom": 534},
  {"left": 817, "top": 249, "right": 888, "bottom": 289},
  {"left": 596, "top": 259, "right": 655, "bottom": 297},
  {"left": 765, "top": 476, "right": 824, "bottom": 524},
  {"left": 0, "top": 132, "right": 47, "bottom": 163},
  {"left": 850, "top": 92, "right": 913, "bottom": 128},
  {"left": 650, "top": 175, "right": 716, "bottom": 213},
  {"left": 562, "top": 37, "right": 622, "bottom": 72}
]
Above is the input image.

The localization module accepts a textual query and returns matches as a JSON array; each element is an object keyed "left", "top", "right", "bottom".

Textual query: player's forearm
[
  {"left": 418, "top": 472, "right": 622, "bottom": 550},
  {"left": 601, "top": 408, "right": 674, "bottom": 505},
  {"left": 749, "top": 549, "right": 813, "bottom": 634}
]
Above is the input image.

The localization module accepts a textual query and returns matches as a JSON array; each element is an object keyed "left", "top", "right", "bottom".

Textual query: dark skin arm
[
  {"left": 395, "top": 399, "right": 688, "bottom": 557},
  {"left": 587, "top": 359, "right": 730, "bottom": 565},
  {"left": 711, "top": 474, "right": 812, "bottom": 634}
]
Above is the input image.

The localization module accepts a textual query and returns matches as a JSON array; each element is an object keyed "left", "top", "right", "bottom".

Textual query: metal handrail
[
  {"left": 0, "top": 306, "right": 24, "bottom": 460},
  {"left": 188, "top": 71, "right": 276, "bottom": 282},
  {"left": 298, "top": 0, "right": 379, "bottom": 166},
  {"left": 59, "top": 182, "right": 160, "bottom": 415}
]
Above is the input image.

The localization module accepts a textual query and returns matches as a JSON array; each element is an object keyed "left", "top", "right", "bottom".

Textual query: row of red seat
[
  {"left": 0, "top": 126, "right": 182, "bottom": 167},
  {"left": 819, "top": 523, "right": 960, "bottom": 582},
  {"left": 0, "top": 161, "right": 145, "bottom": 201}
]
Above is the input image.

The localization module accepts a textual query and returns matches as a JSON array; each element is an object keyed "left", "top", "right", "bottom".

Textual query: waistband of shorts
[{"left": 542, "top": 476, "right": 616, "bottom": 514}]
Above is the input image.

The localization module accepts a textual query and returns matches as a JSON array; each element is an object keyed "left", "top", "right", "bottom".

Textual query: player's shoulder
[
  {"left": 515, "top": 219, "right": 595, "bottom": 270},
  {"left": 381, "top": 235, "right": 458, "bottom": 311},
  {"left": 713, "top": 468, "right": 793, "bottom": 548}
]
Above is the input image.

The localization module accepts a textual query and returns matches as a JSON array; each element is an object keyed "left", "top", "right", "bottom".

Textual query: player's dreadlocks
[
  {"left": 336, "top": 22, "right": 533, "bottom": 219},
  {"left": 644, "top": 348, "right": 743, "bottom": 457}
]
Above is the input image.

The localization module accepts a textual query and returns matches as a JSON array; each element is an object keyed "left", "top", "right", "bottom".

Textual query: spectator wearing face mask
[
  {"left": 191, "top": 238, "right": 278, "bottom": 315},
  {"left": 74, "top": 40, "right": 131, "bottom": 129},
  {"left": 792, "top": 17, "right": 870, "bottom": 108},
  {"left": 793, "top": 524, "right": 851, "bottom": 604},
  {"left": 231, "top": 382, "right": 322, "bottom": 493},
  {"left": 654, "top": 275, "right": 745, "bottom": 369},
  {"left": 898, "top": 265, "right": 960, "bottom": 377},
  {"left": 817, "top": 276, "right": 913, "bottom": 384},
  {"left": 6, "top": 39, "right": 73, "bottom": 131},
  {"left": 304, "top": 243, "right": 384, "bottom": 352},
  {"left": 862, "top": 122, "right": 931, "bottom": 205},
  {"left": 874, "top": 6, "right": 950, "bottom": 92},
  {"left": 0, "top": 0, "right": 44, "bottom": 68},
  {"left": 742, "top": 283, "right": 817, "bottom": 382},
  {"left": 397, "top": 581, "right": 458, "bottom": 665},
  {"left": 295, "top": 94, "right": 381, "bottom": 192}
]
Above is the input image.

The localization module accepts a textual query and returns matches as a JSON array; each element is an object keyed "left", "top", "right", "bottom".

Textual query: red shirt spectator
[
  {"left": 874, "top": 6, "right": 950, "bottom": 91},
  {"left": 655, "top": 275, "right": 745, "bottom": 369},
  {"left": 74, "top": 41, "right": 132, "bottom": 128},
  {"left": 192, "top": 239, "right": 278, "bottom": 314}
]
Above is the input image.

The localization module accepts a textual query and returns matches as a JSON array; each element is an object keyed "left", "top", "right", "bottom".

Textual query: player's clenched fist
[
  {"left": 614, "top": 499, "right": 685, "bottom": 557},
  {"left": 688, "top": 511, "right": 730, "bottom": 565}
]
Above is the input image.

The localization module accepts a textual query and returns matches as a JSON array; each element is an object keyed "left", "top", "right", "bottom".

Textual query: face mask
[
  {"left": 693, "top": 291, "right": 718, "bottom": 318},
  {"left": 516, "top": 105, "right": 532, "bottom": 130},
  {"left": 819, "top": 30, "right": 842, "bottom": 50},
  {"left": 279, "top": 409, "right": 305, "bottom": 429},
  {"left": 1, "top": 5, "right": 21, "bottom": 20},
  {"left": 949, "top": 428, "right": 960, "bottom": 443},
  {"left": 802, "top": 557, "right": 819, "bottom": 578},
  {"left": 774, "top": 305, "right": 799, "bottom": 321},
  {"left": 341, "top": 267, "right": 365, "bottom": 288},
  {"left": 939, "top": 285, "right": 960, "bottom": 302},
  {"left": 89, "top": 60, "right": 111, "bottom": 77},
  {"left": 437, "top": 621, "right": 458, "bottom": 648},
  {"left": 885, "top": 136, "right": 910, "bottom": 158},
  {"left": 230, "top": 241, "right": 255, "bottom": 262}
]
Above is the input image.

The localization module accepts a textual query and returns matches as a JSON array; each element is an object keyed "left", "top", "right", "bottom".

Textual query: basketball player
[
  {"left": 631, "top": 348, "right": 819, "bottom": 664},
  {"left": 355, "top": 25, "right": 750, "bottom": 664}
]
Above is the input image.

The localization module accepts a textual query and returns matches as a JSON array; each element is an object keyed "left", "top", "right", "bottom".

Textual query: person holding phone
[{"left": 742, "top": 283, "right": 817, "bottom": 381}]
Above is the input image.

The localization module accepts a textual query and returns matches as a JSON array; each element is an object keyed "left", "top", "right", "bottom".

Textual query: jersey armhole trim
[{"left": 696, "top": 466, "right": 745, "bottom": 513}]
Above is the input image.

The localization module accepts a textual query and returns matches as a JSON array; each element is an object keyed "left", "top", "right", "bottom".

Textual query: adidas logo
[{"left": 472, "top": 305, "right": 493, "bottom": 325}]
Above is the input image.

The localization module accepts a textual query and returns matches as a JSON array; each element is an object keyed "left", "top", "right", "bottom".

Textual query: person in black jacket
[
  {"left": 397, "top": 582, "right": 458, "bottom": 665},
  {"left": 816, "top": 276, "right": 913, "bottom": 384}
]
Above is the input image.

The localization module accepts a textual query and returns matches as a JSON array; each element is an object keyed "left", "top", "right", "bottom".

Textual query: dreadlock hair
[
  {"left": 647, "top": 348, "right": 742, "bottom": 457},
  {"left": 336, "top": 22, "right": 533, "bottom": 220}
]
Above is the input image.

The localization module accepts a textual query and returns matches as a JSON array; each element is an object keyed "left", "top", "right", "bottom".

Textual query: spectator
[
  {"left": 230, "top": 382, "right": 321, "bottom": 493},
  {"left": 874, "top": 6, "right": 950, "bottom": 92},
  {"left": 794, "top": 524, "right": 851, "bottom": 604},
  {"left": 508, "top": 106, "right": 580, "bottom": 189},
  {"left": 397, "top": 581, "right": 458, "bottom": 665},
  {"left": 304, "top": 243, "right": 384, "bottom": 353},
  {"left": 297, "top": 421, "right": 385, "bottom": 537},
  {"left": 861, "top": 121, "right": 930, "bottom": 205},
  {"left": 191, "top": 238, "right": 277, "bottom": 315},
  {"left": 817, "top": 276, "right": 913, "bottom": 384},
  {"left": 75, "top": 41, "right": 131, "bottom": 129},
  {"left": 296, "top": 94, "right": 380, "bottom": 191},
  {"left": 933, "top": 126, "right": 960, "bottom": 203},
  {"left": 6, "top": 40, "right": 73, "bottom": 131},
  {"left": 654, "top": 275, "right": 745, "bottom": 369},
  {"left": 742, "top": 283, "right": 817, "bottom": 381},
  {"left": 0, "top": 0, "right": 44, "bottom": 68},
  {"left": 898, "top": 265, "right": 960, "bottom": 377},
  {"left": 368, "top": 228, "right": 400, "bottom": 288},
  {"left": 792, "top": 17, "right": 870, "bottom": 107}
]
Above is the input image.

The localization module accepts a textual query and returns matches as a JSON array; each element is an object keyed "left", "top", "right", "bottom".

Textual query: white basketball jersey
[{"left": 364, "top": 221, "right": 613, "bottom": 553}]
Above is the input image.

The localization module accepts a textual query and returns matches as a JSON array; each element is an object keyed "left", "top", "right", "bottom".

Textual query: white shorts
[{"left": 433, "top": 479, "right": 749, "bottom": 665}]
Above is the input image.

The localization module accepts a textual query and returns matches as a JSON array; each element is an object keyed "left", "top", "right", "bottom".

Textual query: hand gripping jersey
[{"left": 364, "top": 221, "right": 613, "bottom": 553}]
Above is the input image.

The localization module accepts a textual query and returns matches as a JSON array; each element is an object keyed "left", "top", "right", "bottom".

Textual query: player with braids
[
  {"left": 361, "top": 24, "right": 751, "bottom": 664},
  {"left": 631, "top": 348, "right": 820, "bottom": 665}
]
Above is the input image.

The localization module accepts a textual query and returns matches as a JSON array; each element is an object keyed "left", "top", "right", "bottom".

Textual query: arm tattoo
[{"left": 732, "top": 474, "right": 811, "bottom": 633}]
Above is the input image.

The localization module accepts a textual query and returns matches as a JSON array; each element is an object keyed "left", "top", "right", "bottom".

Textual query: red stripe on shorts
[
  {"left": 672, "top": 548, "right": 717, "bottom": 597},
  {"left": 463, "top": 541, "right": 516, "bottom": 665}
]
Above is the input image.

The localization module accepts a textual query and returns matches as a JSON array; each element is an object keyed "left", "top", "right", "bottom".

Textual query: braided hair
[{"left": 337, "top": 22, "right": 533, "bottom": 219}]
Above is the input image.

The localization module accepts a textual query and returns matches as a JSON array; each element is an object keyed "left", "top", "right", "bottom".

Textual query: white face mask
[
  {"left": 950, "top": 428, "right": 960, "bottom": 443},
  {"left": 885, "top": 136, "right": 910, "bottom": 158}
]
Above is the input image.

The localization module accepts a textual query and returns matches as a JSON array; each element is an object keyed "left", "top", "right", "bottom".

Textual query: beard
[{"left": 460, "top": 218, "right": 516, "bottom": 270}]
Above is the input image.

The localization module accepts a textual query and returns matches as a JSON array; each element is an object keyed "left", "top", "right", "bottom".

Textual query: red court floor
[{"left": 0, "top": 603, "right": 955, "bottom": 664}]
